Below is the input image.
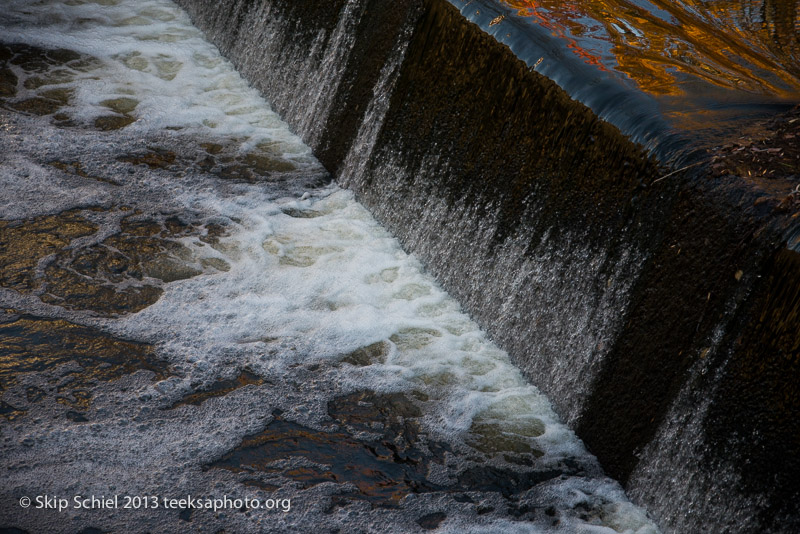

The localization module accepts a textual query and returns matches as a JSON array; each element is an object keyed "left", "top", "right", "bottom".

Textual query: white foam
[{"left": 0, "top": 0, "right": 317, "bottom": 163}]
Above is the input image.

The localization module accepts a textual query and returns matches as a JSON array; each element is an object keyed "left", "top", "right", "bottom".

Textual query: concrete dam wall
[{"left": 173, "top": 0, "right": 800, "bottom": 531}]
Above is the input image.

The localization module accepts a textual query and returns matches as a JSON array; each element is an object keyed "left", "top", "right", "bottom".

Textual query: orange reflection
[{"left": 501, "top": 0, "right": 800, "bottom": 97}]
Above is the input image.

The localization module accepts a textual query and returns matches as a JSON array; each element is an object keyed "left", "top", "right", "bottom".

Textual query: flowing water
[
  {"left": 0, "top": 0, "right": 661, "bottom": 532},
  {"left": 454, "top": 0, "right": 799, "bottom": 162}
]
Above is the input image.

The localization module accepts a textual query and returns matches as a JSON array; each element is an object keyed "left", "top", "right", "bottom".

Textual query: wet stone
[
  {"left": 0, "top": 43, "right": 99, "bottom": 118},
  {"left": 389, "top": 327, "right": 442, "bottom": 350},
  {"left": 456, "top": 465, "right": 568, "bottom": 499},
  {"left": 416, "top": 512, "right": 447, "bottom": 530},
  {"left": 208, "top": 414, "right": 441, "bottom": 506},
  {"left": 200, "top": 257, "right": 230, "bottom": 272},
  {"left": 39, "top": 87, "right": 72, "bottom": 104},
  {"left": 281, "top": 207, "right": 324, "bottom": 219},
  {"left": 242, "top": 153, "right": 296, "bottom": 174},
  {"left": 208, "top": 389, "right": 592, "bottom": 510},
  {"left": 41, "top": 215, "right": 203, "bottom": 315},
  {"left": 23, "top": 69, "right": 74, "bottom": 90},
  {"left": 276, "top": 244, "right": 342, "bottom": 268},
  {"left": 0, "top": 66, "right": 18, "bottom": 97},
  {"left": 9, "top": 97, "right": 65, "bottom": 116},
  {"left": 49, "top": 160, "right": 90, "bottom": 178},
  {"left": 25, "top": 386, "right": 45, "bottom": 403},
  {"left": 200, "top": 142, "right": 224, "bottom": 155},
  {"left": 100, "top": 97, "right": 138, "bottom": 114},
  {"left": 118, "top": 148, "right": 177, "bottom": 169},
  {"left": 7, "top": 45, "right": 77, "bottom": 73},
  {"left": 49, "top": 160, "right": 119, "bottom": 185},
  {"left": 215, "top": 164, "right": 255, "bottom": 182},
  {"left": 0, "top": 210, "right": 99, "bottom": 291},
  {"left": 198, "top": 222, "right": 229, "bottom": 246},
  {"left": 94, "top": 114, "right": 136, "bottom": 131},
  {"left": 208, "top": 391, "right": 449, "bottom": 506},
  {"left": 65, "top": 410, "right": 88, "bottom": 423},
  {"left": 468, "top": 419, "right": 545, "bottom": 457},
  {"left": 52, "top": 113, "right": 76, "bottom": 128},
  {"left": 57, "top": 388, "right": 93, "bottom": 411},
  {"left": 119, "top": 142, "right": 304, "bottom": 183},
  {"left": 0, "top": 399, "right": 26, "bottom": 421}
]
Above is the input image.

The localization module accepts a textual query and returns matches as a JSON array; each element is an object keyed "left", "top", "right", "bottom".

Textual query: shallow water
[{"left": 0, "top": 1, "right": 659, "bottom": 532}]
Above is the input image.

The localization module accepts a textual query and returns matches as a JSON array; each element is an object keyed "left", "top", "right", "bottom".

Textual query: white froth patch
[
  {"left": 0, "top": 153, "right": 112, "bottom": 218},
  {"left": 116, "top": 188, "right": 577, "bottom": 446},
  {"left": 0, "top": 0, "right": 315, "bottom": 162}
]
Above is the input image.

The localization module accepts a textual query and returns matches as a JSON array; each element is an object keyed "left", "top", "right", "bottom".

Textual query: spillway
[{"left": 1, "top": 0, "right": 799, "bottom": 532}]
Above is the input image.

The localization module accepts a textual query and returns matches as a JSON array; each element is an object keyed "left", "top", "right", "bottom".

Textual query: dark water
[{"left": 457, "top": 0, "right": 799, "bottom": 161}]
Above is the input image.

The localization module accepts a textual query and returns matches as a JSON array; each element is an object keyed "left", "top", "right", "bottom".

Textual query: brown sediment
[
  {"left": 208, "top": 391, "right": 446, "bottom": 506},
  {"left": 0, "top": 313, "right": 167, "bottom": 416},
  {"left": 169, "top": 370, "right": 265, "bottom": 408},
  {"left": 0, "top": 208, "right": 211, "bottom": 316}
]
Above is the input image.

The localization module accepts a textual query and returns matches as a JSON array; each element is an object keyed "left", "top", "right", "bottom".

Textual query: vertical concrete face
[
  {"left": 578, "top": 185, "right": 800, "bottom": 532},
  {"left": 174, "top": 0, "right": 800, "bottom": 531},
  {"left": 700, "top": 248, "right": 800, "bottom": 530},
  {"left": 339, "top": 0, "right": 666, "bottom": 424}
]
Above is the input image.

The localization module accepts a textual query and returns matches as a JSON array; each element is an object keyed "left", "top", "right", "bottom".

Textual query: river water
[{"left": 0, "top": 1, "right": 659, "bottom": 532}]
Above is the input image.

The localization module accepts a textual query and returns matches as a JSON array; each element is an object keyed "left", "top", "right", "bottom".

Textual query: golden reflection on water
[
  {"left": 0, "top": 313, "right": 166, "bottom": 416},
  {"left": 501, "top": 0, "right": 800, "bottom": 97}
]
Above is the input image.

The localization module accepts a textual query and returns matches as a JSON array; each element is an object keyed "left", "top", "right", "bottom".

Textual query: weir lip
[{"left": 452, "top": 0, "right": 800, "bottom": 166}]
